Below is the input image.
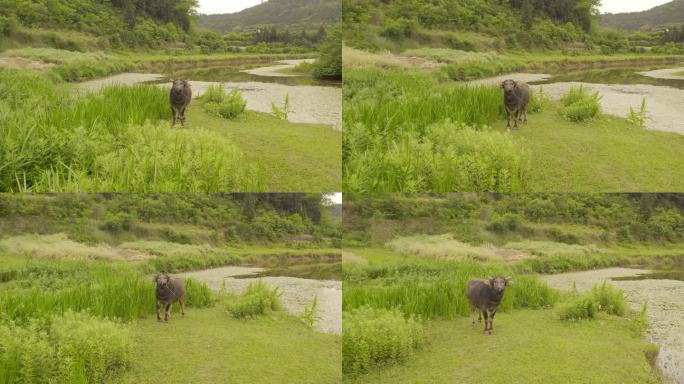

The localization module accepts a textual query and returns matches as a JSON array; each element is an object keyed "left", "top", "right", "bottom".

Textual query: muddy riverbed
[
  {"left": 542, "top": 268, "right": 684, "bottom": 384},
  {"left": 472, "top": 67, "right": 684, "bottom": 135},
  {"left": 178, "top": 266, "right": 342, "bottom": 335},
  {"left": 76, "top": 59, "right": 342, "bottom": 129}
]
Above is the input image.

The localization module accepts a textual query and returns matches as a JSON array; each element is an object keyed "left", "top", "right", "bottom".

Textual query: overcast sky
[
  {"left": 599, "top": 0, "right": 670, "bottom": 14},
  {"left": 198, "top": 0, "right": 263, "bottom": 15}
]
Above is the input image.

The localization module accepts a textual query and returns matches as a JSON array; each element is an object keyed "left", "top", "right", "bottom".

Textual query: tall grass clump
[
  {"left": 556, "top": 282, "right": 627, "bottom": 321},
  {"left": 343, "top": 261, "right": 556, "bottom": 319},
  {"left": 184, "top": 278, "right": 214, "bottom": 308},
  {"left": 344, "top": 68, "right": 530, "bottom": 192},
  {"left": 200, "top": 85, "right": 246, "bottom": 119},
  {"left": 515, "top": 252, "right": 629, "bottom": 274},
  {"left": 342, "top": 307, "right": 424, "bottom": 375},
  {"left": 226, "top": 280, "right": 281, "bottom": 318},
  {"left": 0, "top": 312, "right": 133, "bottom": 384},
  {"left": 558, "top": 85, "right": 602, "bottom": 122}
]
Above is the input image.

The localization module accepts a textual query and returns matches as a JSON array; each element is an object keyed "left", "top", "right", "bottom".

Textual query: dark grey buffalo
[
  {"left": 169, "top": 80, "right": 192, "bottom": 126},
  {"left": 154, "top": 273, "right": 185, "bottom": 322},
  {"left": 466, "top": 276, "right": 512, "bottom": 334},
  {"left": 501, "top": 80, "right": 529, "bottom": 129}
]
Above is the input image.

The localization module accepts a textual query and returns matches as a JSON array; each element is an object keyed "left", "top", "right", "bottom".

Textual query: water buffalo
[
  {"left": 170, "top": 80, "right": 192, "bottom": 126},
  {"left": 154, "top": 273, "right": 185, "bottom": 322},
  {"left": 502, "top": 80, "right": 529, "bottom": 129},
  {"left": 466, "top": 276, "right": 512, "bottom": 334}
]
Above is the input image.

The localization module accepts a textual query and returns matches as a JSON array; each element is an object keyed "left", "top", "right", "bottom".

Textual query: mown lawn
[
  {"left": 187, "top": 108, "right": 341, "bottom": 192},
  {"left": 118, "top": 307, "right": 341, "bottom": 384},
  {"left": 494, "top": 109, "right": 684, "bottom": 192},
  {"left": 345, "top": 310, "right": 659, "bottom": 384}
]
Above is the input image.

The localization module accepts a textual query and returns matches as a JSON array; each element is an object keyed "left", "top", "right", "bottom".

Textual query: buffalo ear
[
  {"left": 500, "top": 82, "right": 505, "bottom": 89},
  {"left": 488, "top": 277, "right": 495, "bottom": 285},
  {"left": 513, "top": 81, "right": 518, "bottom": 88}
]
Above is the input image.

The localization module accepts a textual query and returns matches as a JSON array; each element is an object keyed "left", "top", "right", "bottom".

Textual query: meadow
[
  {"left": 341, "top": 193, "right": 684, "bottom": 382},
  {"left": 0, "top": 193, "right": 342, "bottom": 383}
]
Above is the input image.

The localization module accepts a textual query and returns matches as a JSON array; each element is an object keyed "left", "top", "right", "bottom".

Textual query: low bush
[
  {"left": 0, "top": 312, "right": 133, "bottom": 384},
  {"left": 342, "top": 306, "right": 423, "bottom": 375},
  {"left": 201, "top": 86, "right": 247, "bottom": 119},
  {"left": 556, "top": 295, "right": 597, "bottom": 320},
  {"left": 558, "top": 86, "right": 602, "bottom": 122},
  {"left": 184, "top": 278, "right": 214, "bottom": 308},
  {"left": 592, "top": 281, "right": 627, "bottom": 316},
  {"left": 226, "top": 281, "right": 281, "bottom": 318}
]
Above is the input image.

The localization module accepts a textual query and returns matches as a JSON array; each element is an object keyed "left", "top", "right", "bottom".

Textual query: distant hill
[
  {"left": 198, "top": 0, "right": 340, "bottom": 32},
  {"left": 600, "top": 0, "right": 684, "bottom": 31}
]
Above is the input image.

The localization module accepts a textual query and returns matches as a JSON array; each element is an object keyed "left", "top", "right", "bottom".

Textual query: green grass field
[
  {"left": 119, "top": 307, "right": 341, "bottom": 384},
  {"left": 345, "top": 311, "right": 658, "bottom": 384},
  {"left": 497, "top": 109, "right": 684, "bottom": 192},
  {"left": 187, "top": 108, "right": 341, "bottom": 192}
]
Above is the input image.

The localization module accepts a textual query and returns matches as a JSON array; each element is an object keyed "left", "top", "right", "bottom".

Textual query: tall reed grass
[
  {"left": 343, "top": 68, "right": 529, "bottom": 192},
  {"left": 343, "top": 260, "right": 556, "bottom": 319},
  {"left": 0, "top": 70, "right": 262, "bottom": 192}
]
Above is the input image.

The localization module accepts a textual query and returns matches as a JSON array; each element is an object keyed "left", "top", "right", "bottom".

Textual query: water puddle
[
  {"left": 613, "top": 269, "right": 684, "bottom": 282},
  {"left": 233, "top": 262, "right": 341, "bottom": 281}
]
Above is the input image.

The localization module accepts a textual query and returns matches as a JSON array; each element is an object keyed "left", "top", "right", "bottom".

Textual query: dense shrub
[
  {"left": 342, "top": 307, "right": 423, "bottom": 375},
  {"left": 313, "top": 23, "right": 342, "bottom": 79},
  {"left": 226, "top": 281, "right": 281, "bottom": 318},
  {"left": 556, "top": 295, "right": 597, "bottom": 320},
  {"left": 556, "top": 282, "right": 627, "bottom": 320}
]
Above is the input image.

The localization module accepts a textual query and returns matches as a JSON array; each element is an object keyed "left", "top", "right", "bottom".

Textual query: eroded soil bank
[
  {"left": 542, "top": 268, "right": 684, "bottom": 384},
  {"left": 178, "top": 266, "right": 341, "bottom": 335}
]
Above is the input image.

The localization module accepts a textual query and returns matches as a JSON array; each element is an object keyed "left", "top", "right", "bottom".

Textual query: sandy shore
[
  {"left": 177, "top": 266, "right": 342, "bottom": 335},
  {"left": 471, "top": 72, "right": 684, "bottom": 135},
  {"left": 542, "top": 268, "right": 684, "bottom": 384}
]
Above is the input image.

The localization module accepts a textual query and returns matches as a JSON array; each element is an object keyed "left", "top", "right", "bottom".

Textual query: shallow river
[
  {"left": 542, "top": 268, "right": 684, "bottom": 384},
  {"left": 77, "top": 59, "right": 342, "bottom": 130}
]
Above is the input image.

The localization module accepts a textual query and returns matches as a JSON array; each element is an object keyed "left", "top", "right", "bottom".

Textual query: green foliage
[
  {"left": 299, "top": 296, "right": 321, "bottom": 328},
  {"left": 0, "top": 71, "right": 262, "bottom": 192},
  {"left": 343, "top": 261, "right": 556, "bottom": 319},
  {"left": 184, "top": 278, "right": 214, "bottom": 308},
  {"left": 0, "top": 312, "right": 132, "bottom": 384},
  {"left": 558, "top": 86, "right": 602, "bottom": 122},
  {"left": 344, "top": 69, "right": 530, "bottom": 192},
  {"left": 313, "top": 23, "right": 342, "bottom": 78},
  {"left": 626, "top": 98, "right": 648, "bottom": 129},
  {"left": 271, "top": 94, "right": 292, "bottom": 120},
  {"left": 592, "top": 281, "right": 627, "bottom": 316},
  {"left": 556, "top": 295, "right": 597, "bottom": 320},
  {"left": 226, "top": 281, "right": 282, "bottom": 318},
  {"left": 342, "top": 306, "right": 423, "bottom": 375},
  {"left": 201, "top": 86, "right": 247, "bottom": 119}
]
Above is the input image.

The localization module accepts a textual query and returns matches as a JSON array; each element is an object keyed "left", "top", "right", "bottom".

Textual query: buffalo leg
[
  {"left": 164, "top": 303, "right": 171, "bottom": 321},
  {"left": 180, "top": 106, "right": 186, "bottom": 126},
  {"left": 489, "top": 309, "right": 498, "bottom": 333},
  {"left": 171, "top": 108, "right": 176, "bottom": 126},
  {"left": 156, "top": 301, "right": 162, "bottom": 321},
  {"left": 180, "top": 298, "right": 185, "bottom": 317},
  {"left": 470, "top": 306, "right": 476, "bottom": 328},
  {"left": 482, "top": 311, "right": 489, "bottom": 333},
  {"left": 523, "top": 105, "right": 528, "bottom": 124},
  {"left": 506, "top": 110, "right": 511, "bottom": 128}
]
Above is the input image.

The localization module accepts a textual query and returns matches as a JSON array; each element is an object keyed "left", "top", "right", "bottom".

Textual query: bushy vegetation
[
  {"left": 344, "top": 69, "right": 530, "bottom": 192},
  {"left": 312, "top": 23, "right": 342, "bottom": 78},
  {"left": 558, "top": 85, "right": 602, "bottom": 122},
  {"left": 343, "top": 261, "right": 556, "bottom": 319},
  {"left": 556, "top": 282, "right": 627, "bottom": 320},
  {"left": 226, "top": 281, "right": 282, "bottom": 318},
  {"left": 343, "top": 307, "right": 424, "bottom": 375},
  {"left": 0, "top": 70, "right": 263, "bottom": 192},
  {"left": 200, "top": 85, "right": 247, "bottom": 119},
  {"left": 0, "top": 312, "right": 133, "bottom": 384}
]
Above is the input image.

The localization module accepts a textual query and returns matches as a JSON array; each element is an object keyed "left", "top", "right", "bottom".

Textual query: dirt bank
[
  {"left": 177, "top": 266, "right": 341, "bottom": 335},
  {"left": 542, "top": 268, "right": 684, "bottom": 384},
  {"left": 471, "top": 73, "right": 684, "bottom": 135},
  {"left": 0, "top": 56, "right": 53, "bottom": 70},
  {"left": 242, "top": 59, "right": 315, "bottom": 77}
]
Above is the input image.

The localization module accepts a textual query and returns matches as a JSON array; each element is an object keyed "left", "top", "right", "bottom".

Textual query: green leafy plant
[
  {"left": 271, "top": 94, "right": 292, "bottom": 120},
  {"left": 626, "top": 98, "right": 648, "bottom": 128},
  {"left": 299, "top": 296, "right": 321, "bottom": 328},
  {"left": 558, "top": 85, "right": 602, "bottom": 122},
  {"left": 226, "top": 280, "right": 281, "bottom": 318}
]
